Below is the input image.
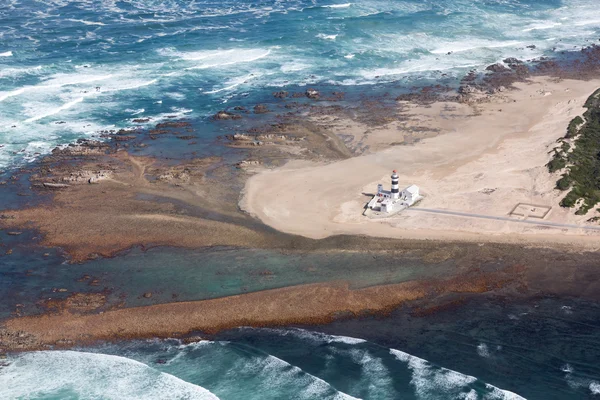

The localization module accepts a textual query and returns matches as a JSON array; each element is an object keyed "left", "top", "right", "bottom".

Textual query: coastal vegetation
[{"left": 548, "top": 89, "right": 600, "bottom": 214}]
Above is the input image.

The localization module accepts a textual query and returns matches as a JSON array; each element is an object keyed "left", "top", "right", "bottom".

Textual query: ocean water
[
  {"left": 1, "top": 0, "right": 600, "bottom": 167},
  {"left": 3, "top": 319, "right": 600, "bottom": 399},
  {"left": 0, "top": 329, "right": 529, "bottom": 400}
]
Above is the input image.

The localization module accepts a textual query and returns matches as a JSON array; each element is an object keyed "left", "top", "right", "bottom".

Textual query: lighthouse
[{"left": 391, "top": 170, "right": 400, "bottom": 199}]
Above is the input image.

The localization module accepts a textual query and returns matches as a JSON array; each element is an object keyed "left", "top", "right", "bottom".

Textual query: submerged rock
[
  {"left": 253, "top": 104, "right": 269, "bottom": 114},
  {"left": 213, "top": 111, "right": 242, "bottom": 120},
  {"left": 273, "top": 91, "right": 288, "bottom": 99}
]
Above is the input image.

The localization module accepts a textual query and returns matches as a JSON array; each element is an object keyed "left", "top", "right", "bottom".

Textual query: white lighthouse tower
[
  {"left": 391, "top": 170, "right": 400, "bottom": 199},
  {"left": 365, "top": 170, "right": 422, "bottom": 216}
]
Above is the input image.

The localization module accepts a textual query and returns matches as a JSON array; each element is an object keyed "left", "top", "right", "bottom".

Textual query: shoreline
[
  {"left": 3, "top": 67, "right": 600, "bottom": 352},
  {"left": 242, "top": 76, "right": 600, "bottom": 250}
]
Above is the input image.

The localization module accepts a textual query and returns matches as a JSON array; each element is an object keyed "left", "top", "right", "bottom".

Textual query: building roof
[{"left": 404, "top": 185, "right": 419, "bottom": 195}]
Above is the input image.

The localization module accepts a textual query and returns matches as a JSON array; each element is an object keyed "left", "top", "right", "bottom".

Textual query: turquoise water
[
  {"left": 1, "top": 0, "right": 600, "bottom": 167},
  {"left": 0, "top": 242, "right": 457, "bottom": 318}
]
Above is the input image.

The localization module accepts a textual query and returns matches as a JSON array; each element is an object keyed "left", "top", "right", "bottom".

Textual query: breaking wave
[
  {"left": 0, "top": 351, "right": 220, "bottom": 399},
  {"left": 0, "top": 328, "right": 528, "bottom": 399}
]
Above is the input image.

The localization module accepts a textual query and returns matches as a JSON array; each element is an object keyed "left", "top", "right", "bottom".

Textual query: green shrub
[
  {"left": 556, "top": 89, "right": 600, "bottom": 211},
  {"left": 560, "top": 190, "right": 580, "bottom": 208},
  {"left": 566, "top": 116, "right": 584, "bottom": 138},
  {"left": 556, "top": 174, "right": 572, "bottom": 191},
  {"left": 547, "top": 154, "right": 566, "bottom": 173}
]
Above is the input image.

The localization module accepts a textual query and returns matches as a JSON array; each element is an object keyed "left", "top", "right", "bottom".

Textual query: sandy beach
[{"left": 242, "top": 77, "right": 600, "bottom": 249}]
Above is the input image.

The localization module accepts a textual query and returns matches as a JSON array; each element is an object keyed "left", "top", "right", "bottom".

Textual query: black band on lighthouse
[{"left": 391, "top": 188, "right": 399, "bottom": 193}]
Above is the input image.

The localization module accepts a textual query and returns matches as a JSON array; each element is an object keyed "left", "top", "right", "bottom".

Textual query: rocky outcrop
[
  {"left": 253, "top": 104, "right": 269, "bottom": 114},
  {"left": 213, "top": 111, "right": 242, "bottom": 120},
  {"left": 485, "top": 63, "right": 509, "bottom": 73},
  {"left": 458, "top": 85, "right": 478, "bottom": 95},
  {"left": 305, "top": 88, "right": 320, "bottom": 99},
  {"left": 42, "top": 182, "right": 71, "bottom": 189},
  {"left": 155, "top": 121, "right": 191, "bottom": 129},
  {"left": 503, "top": 57, "right": 523, "bottom": 66}
]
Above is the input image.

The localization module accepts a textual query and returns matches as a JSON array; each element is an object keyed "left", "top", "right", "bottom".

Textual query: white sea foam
[
  {"left": 251, "top": 353, "right": 360, "bottom": 400},
  {"left": 561, "top": 364, "right": 573, "bottom": 373},
  {"left": 257, "top": 327, "right": 368, "bottom": 345},
  {"left": 280, "top": 61, "right": 310, "bottom": 72},
  {"left": 360, "top": 61, "right": 478, "bottom": 80},
  {"left": 204, "top": 73, "right": 260, "bottom": 94},
  {"left": 0, "top": 87, "right": 26, "bottom": 102},
  {"left": 390, "top": 349, "right": 526, "bottom": 399},
  {"left": 522, "top": 22, "right": 563, "bottom": 32},
  {"left": 322, "top": 3, "right": 352, "bottom": 9},
  {"left": 165, "top": 92, "right": 186, "bottom": 101},
  {"left": 67, "top": 18, "right": 106, "bottom": 26},
  {"left": 0, "top": 51, "right": 13, "bottom": 57},
  {"left": 346, "top": 348, "right": 394, "bottom": 398},
  {"left": 317, "top": 33, "right": 339, "bottom": 40},
  {"left": 477, "top": 343, "right": 491, "bottom": 358},
  {"left": 0, "top": 351, "right": 220, "bottom": 399},
  {"left": 431, "top": 40, "right": 523, "bottom": 55},
  {"left": 24, "top": 95, "right": 89, "bottom": 123},
  {"left": 590, "top": 381, "right": 600, "bottom": 395},
  {"left": 185, "top": 49, "right": 272, "bottom": 70},
  {"left": 170, "top": 336, "right": 359, "bottom": 400},
  {"left": 0, "top": 65, "right": 43, "bottom": 79}
]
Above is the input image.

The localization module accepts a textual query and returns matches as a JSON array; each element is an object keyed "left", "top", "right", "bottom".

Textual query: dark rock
[
  {"left": 112, "top": 135, "right": 136, "bottom": 141},
  {"left": 6, "top": 232, "right": 22, "bottom": 236},
  {"left": 458, "top": 85, "right": 477, "bottom": 94},
  {"left": 155, "top": 121, "right": 191, "bottom": 129},
  {"left": 143, "top": 292, "right": 153, "bottom": 298},
  {"left": 213, "top": 111, "right": 241, "bottom": 120},
  {"left": 132, "top": 118, "right": 150, "bottom": 123},
  {"left": 273, "top": 91, "right": 289, "bottom": 99},
  {"left": 503, "top": 57, "right": 523, "bottom": 65},
  {"left": 485, "top": 63, "right": 509, "bottom": 73},
  {"left": 42, "top": 182, "right": 70, "bottom": 189},
  {"left": 305, "top": 88, "right": 320, "bottom": 99},
  {"left": 253, "top": 104, "right": 269, "bottom": 114}
]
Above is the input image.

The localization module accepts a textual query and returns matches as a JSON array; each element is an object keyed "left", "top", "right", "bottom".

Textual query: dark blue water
[{"left": 3, "top": 314, "right": 600, "bottom": 399}]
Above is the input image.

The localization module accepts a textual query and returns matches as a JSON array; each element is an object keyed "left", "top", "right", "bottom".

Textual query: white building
[{"left": 366, "top": 170, "right": 422, "bottom": 214}]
